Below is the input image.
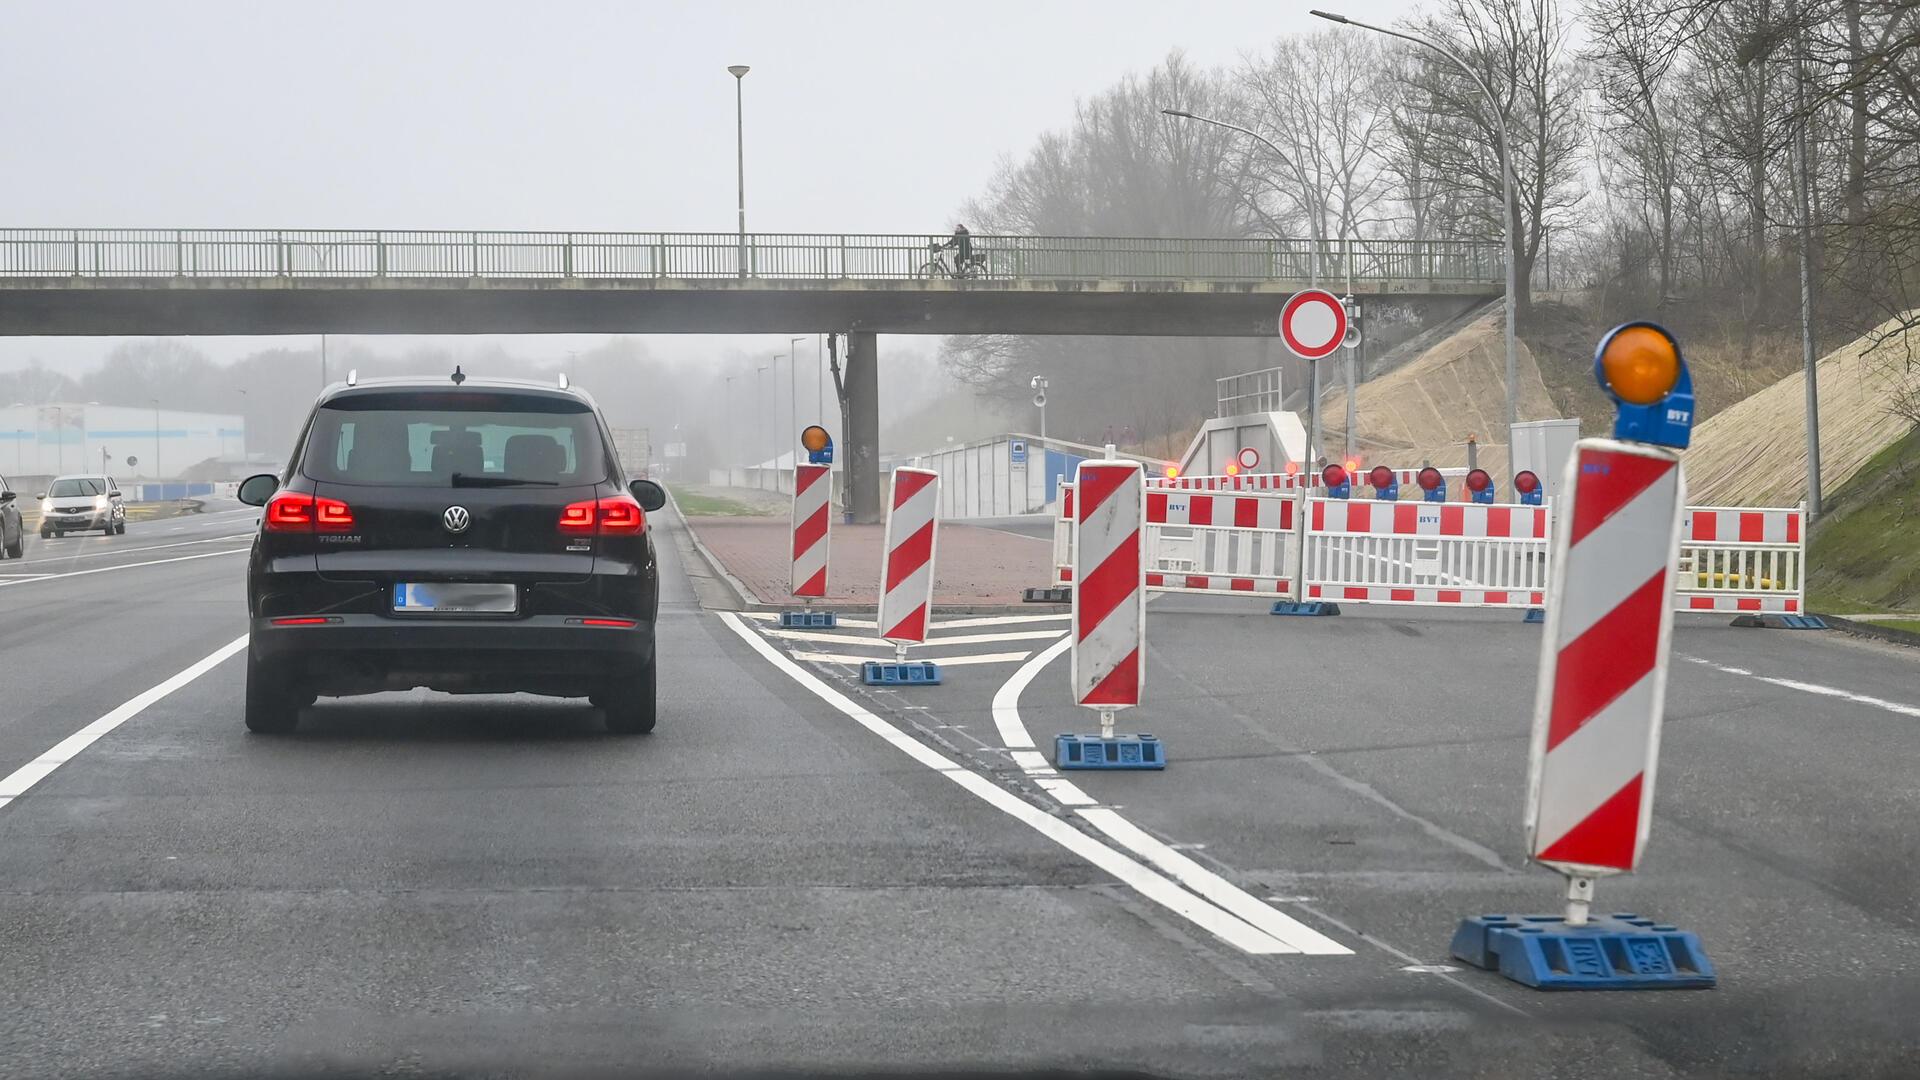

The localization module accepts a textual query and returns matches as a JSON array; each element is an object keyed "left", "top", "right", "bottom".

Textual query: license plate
[{"left": 393, "top": 582, "right": 518, "bottom": 614}]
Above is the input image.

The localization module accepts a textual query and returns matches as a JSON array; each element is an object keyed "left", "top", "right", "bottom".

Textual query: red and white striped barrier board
[
  {"left": 1675, "top": 503, "right": 1805, "bottom": 615},
  {"left": 789, "top": 463, "right": 832, "bottom": 598},
  {"left": 1526, "top": 440, "right": 1684, "bottom": 875},
  {"left": 878, "top": 467, "right": 939, "bottom": 643},
  {"left": 1144, "top": 490, "right": 1298, "bottom": 597},
  {"left": 1300, "top": 497, "right": 1551, "bottom": 608},
  {"left": 1070, "top": 462, "right": 1145, "bottom": 709},
  {"left": 1050, "top": 480, "right": 1076, "bottom": 583}
]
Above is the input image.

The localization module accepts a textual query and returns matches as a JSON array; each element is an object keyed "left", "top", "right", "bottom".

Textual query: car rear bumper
[{"left": 250, "top": 613, "right": 654, "bottom": 697}]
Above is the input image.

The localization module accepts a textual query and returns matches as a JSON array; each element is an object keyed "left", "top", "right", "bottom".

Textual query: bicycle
[{"left": 916, "top": 240, "right": 990, "bottom": 280}]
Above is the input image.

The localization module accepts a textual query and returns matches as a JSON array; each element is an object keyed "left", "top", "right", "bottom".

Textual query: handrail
[{"left": 0, "top": 229, "right": 1504, "bottom": 285}]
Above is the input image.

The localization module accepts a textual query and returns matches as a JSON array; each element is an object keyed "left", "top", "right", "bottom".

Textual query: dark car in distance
[{"left": 238, "top": 373, "right": 665, "bottom": 735}]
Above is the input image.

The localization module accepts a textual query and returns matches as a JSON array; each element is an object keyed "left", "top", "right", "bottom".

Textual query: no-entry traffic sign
[{"left": 1279, "top": 289, "right": 1347, "bottom": 361}]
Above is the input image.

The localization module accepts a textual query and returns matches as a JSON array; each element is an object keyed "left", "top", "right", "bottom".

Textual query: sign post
[
  {"left": 1058, "top": 455, "right": 1162, "bottom": 769},
  {"left": 866, "top": 467, "right": 941, "bottom": 685},
  {"left": 782, "top": 425, "right": 838, "bottom": 629},
  {"left": 1450, "top": 322, "right": 1715, "bottom": 990},
  {"left": 1279, "top": 289, "right": 1347, "bottom": 470}
]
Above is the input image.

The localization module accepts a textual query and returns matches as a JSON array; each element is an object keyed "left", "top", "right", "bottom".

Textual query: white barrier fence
[
  {"left": 1675, "top": 504, "right": 1806, "bottom": 615},
  {"left": 1299, "top": 497, "right": 1550, "bottom": 609},
  {"left": 1049, "top": 477, "right": 1806, "bottom": 616}
]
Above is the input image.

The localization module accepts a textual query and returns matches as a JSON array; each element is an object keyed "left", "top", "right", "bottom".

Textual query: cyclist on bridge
[{"left": 943, "top": 225, "right": 973, "bottom": 269}]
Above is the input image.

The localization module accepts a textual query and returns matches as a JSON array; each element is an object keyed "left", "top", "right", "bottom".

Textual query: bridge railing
[{"left": 0, "top": 229, "right": 1503, "bottom": 285}]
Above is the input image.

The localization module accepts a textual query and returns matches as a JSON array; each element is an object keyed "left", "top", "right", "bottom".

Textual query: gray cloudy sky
[{"left": 0, "top": 0, "right": 1413, "bottom": 374}]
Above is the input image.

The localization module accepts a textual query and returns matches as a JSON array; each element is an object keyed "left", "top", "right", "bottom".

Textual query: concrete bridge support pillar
[{"left": 845, "top": 331, "right": 881, "bottom": 524}]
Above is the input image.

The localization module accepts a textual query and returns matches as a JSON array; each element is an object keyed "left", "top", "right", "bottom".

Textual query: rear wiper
[{"left": 450, "top": 472, "right": 558, "bottom": 487}]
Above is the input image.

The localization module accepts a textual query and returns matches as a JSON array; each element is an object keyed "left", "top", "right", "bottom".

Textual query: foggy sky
[{"left": 0, "top": 0, "right": 1415, "bottom": 375}]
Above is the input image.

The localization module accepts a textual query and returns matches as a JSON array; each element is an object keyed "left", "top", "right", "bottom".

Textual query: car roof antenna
[{"left": 451, "top": 365, "right": 466, "bottom": 386}]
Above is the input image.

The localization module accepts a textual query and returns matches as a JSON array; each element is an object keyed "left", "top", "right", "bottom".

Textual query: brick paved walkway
[{"left": 684, "top": 517, "right": 1052, "bottom": 606}]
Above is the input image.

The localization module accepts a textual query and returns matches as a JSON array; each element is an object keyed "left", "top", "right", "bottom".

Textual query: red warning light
[
  {"left": 1514, "top": 470, "right": 1541, "bottom": 495},
  {"left": 1417, "top": 466, "right": 1443, "bottom": 491},
  {"left": 1284, "top": 460, "right": 1301, "bottom": 476},
  {"left": 1368, "top": 465, "right": 1394, "bottom": 489},
  {"left": 1465, "top": 468, "right": 1492, "bottom": 493},
  {"left": 1322, "top": 464, "right": 1348, "bottom": 489}
]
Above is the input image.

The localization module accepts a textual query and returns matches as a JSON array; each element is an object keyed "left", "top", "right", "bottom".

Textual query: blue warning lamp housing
[
  {"left": 1514, "top": 470, "right": 1544, "bottom": 506},
  {"left": 1594, "top": 321, "right": 1694, "bottom": 450},
  {"left": 1465, "top": 468, "right": 1496, "bottom": 505},
  {"left": 1321, "top": 464, "right": 1352, "bottom": 500},
  {"left": 1416, "top": 467, "right": 1447, "bottom": 503},
  {"left": 1366, "top": 465, "right": 1399, "bottom": 501}
]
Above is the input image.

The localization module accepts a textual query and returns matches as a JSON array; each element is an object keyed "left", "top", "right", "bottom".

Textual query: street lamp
[
  {"left": 756, "top": 363, "right": 770, "bottom": 480},
  {"left": 234, "top": 388, "right": 248, "bottom": 462},
  {"left": 788, "top": 336, "right": 805, "bottom": 460},
  {"left": 724, "top": 375, "right": 736, "bottom": 480},
  {"left": 728, "top": 64, "right": 751, "bottom": 279},
  {"left": 1163, "top": 107, "right": 1335, "bottom": 465},
  {"left": 1030, "top": 375, "right": 1049, "bottom": 442},
  {"left": 1160, "top": 109, "right": 1323, "bottom": 287},
  {"left": 151, "top": 398, "right": 162, "bottom": 482},
  {"left": 1311, "top": 10, "right": 1520, "bottom": 481}
]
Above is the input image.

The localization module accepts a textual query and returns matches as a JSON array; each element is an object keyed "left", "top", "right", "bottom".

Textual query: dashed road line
[{"left": 1681, "top": 654, "right": 1920, "bottom": 719}]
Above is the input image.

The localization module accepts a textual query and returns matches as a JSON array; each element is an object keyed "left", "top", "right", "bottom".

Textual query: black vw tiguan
[{"left": 238, "top": 374, "right": 665, "bottom": 735}]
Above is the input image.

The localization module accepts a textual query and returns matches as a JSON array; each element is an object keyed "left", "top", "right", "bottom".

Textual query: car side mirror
[
  {"left": 237, "top": 474, "right": 280, "bottom": 507},
  {"left": 0, "top": 491, "right": 14, "bottom": 502},
  {"left": 34, "top": 492, "right": 45, "bottom": 501},
  {"left": 109, "top": 490, "right": 121, "bottom": 497},
  {"left": 630, "top": 479, "right": 667, "bottom": 512}
]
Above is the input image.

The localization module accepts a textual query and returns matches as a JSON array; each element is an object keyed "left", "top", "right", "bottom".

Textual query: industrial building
[{"left": 0, "top": 403, "right": 245, "bottom": 481}]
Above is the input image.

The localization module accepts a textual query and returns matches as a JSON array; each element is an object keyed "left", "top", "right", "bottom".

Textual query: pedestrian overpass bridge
[
  {"left": 0, "top": 229, "right": 1500, "bottom": 336},
  {"left": 0, "top": 227, "right": 1504, "bottom": 521}
]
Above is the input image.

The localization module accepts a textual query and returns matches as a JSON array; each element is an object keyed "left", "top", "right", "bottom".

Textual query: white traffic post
[
  {"left": 876, "top": 467, "right": 939, "bottom": 668},
  {"left": 1452, "top": 320, "right": 1714, "bottom": 989},
  {"left": 1061, "top": 456, "right": 1159, "bottom": 768},
  {"left": 789, "top": 462, "right": 832, "bottom": 600}
]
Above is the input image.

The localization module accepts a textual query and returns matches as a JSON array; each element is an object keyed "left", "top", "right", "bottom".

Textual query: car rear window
[
  {"left": 300, "top": 391, "right": 610, "bottom": 487},
  {"left": 50, "top": 477, "right": 107, "bottom": 497}
]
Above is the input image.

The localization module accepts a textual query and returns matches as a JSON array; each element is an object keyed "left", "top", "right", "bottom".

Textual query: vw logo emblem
[{"left": 442, "top": 505, "right": 471, "bottom": 534}]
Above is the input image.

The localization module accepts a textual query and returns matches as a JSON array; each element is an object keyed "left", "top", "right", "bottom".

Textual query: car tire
[
  {"left": 244, "top": 651, "right": 302, "bottom": 735},
  {"left": 39, "top": 526, "right": 51, "bottom": 539},
  {"left": 599, "top": 653, "right": 657, "bottom": 735},
  {"left": 4, "top": 536, "right": 20, "bottom": 559},
  {"left": 114, "top": 522, "right": 126, "bottom": 535}
]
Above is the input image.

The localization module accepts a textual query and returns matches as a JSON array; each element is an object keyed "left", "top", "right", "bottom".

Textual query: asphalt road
[{"left": 2, "top": 497, "right": 1917, "bottom": 1078}]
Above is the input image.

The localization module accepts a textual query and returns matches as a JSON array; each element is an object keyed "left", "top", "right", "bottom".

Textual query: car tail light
[
  {"left": 265, "top": 491, "right": 314, "bottom": 531},
  {"left": 569, "top": 617, "right": 638, "bottom": 628},
  {"left": 315, "top": 497, "right": 354, "bottom": 531},
  {"left": 270, "top": 616, "right": 341, "bottom": 626},
  {"left": 558, "top": 495, "right": 646, "bottom": 535},
  {"left": 559, "top": 500, "right": 596, "bottom": 533},
  {"left": 265, "top": 492, "right": 354, "bottom": 532}
]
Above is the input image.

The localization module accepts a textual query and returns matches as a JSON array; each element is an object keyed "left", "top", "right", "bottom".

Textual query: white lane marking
[
  {"left": 766, "top": 627, "right": 1065, "bottom": 648},
  {"left": 1036, "top": 777, "right": 1098, "bottom": 806},
  {"left": 992, "top": 635, "right": 1073, "bottom": 750},
  {"left": 1010, "top": 750, "right": 1053, "bottom": 772},
  {"left": 1681, "top": 654, "right": 1920, "bottom": 719},
  {"left": 991, "top": 631, "right": 1353, "bottom": 957},
  {"left": 15, "top": 532, "right": 254, "bottom": 565},
  {"left": 789, "top": 650, "right": 1033, "bottom": 668},
  {"left": 1075, "top": 808, "right": 1350, "bottom": 955},
  {"left": 0, "top": 547, "right": 248, "bottom": 588},
  {"left": 716, "top": 611, "right": 1297, "bottom": 954},
  {"left": 0, "top": 634, "right": 249, "bottom": 811}
]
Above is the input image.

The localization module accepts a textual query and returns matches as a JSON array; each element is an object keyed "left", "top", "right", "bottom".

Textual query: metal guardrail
[
  {"left": 1217, "top": 368, "right": 1285, "bottom": 417},
  {"left": 0, "top": 229, "right": 1504, "bottom": 285}
]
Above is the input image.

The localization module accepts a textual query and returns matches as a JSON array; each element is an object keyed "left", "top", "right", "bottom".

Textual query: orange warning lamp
[
  {"left": 1593, "top": 321, "right": 1695, "bottom": 449},
  {"left": 800, "top": 424, "right": 833, "bottom": 464},
  {"left": 1598, "top": 324, "right": 1681, "bottom": 405},
  {"left": 1163, "top": 465, "right": 1180, "bottom": 479},
  {"left": 1225, "top": 462, "right": 1241, "bottom": 476}
]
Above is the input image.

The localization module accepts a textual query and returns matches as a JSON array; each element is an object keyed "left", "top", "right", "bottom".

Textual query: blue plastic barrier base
[
  {"left": 1271, "top": 601, "right": 1341, "bottom": 617},
  {"left": 1450, "top": 912, "right": 1716, "bottom": 990},
  {"left": 1055, "top": 733, "right": 1166, "bottom": 770},
  {"left": 779, "top": 610, "right": 838, "bottom": 629},
  {"left": 1024, "top": 586, "right": 1072, "bottom": 604},
  {"left": 1730, "top": 613, "right": 1827, "bottom": 630},
  {"left": 1523, "top": 608, "right": 1546, "bottom": 624},
  {"left": 862, "top": 661, "right": 941, "bottom": 686}
]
